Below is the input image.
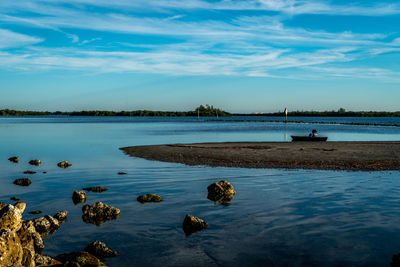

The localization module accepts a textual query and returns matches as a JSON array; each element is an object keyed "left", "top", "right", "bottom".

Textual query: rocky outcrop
[
  {"left": 57, "top": 161, "right": 72, "bottom": 168},
  {"left": 17, "top": 220, "right": 44, "bottom": 267},
  {"left": 137, "top": 194, "right": 162, "bottom": 203},
  {"left": 0, "top": 229, "right": 23, "bottom": 267},
  {"left": 82, "top": 202, "right": 120, "bottom": 226},
  {"left": 117, "top": 172, "right": 127, "bottom": 175},
  {"left": 10, "top": 197, "right": 20, "bottom": 201},
  {"left": 182, "top": 214, "right": 208, "bottom": 235},
  {"left": 84, "top": 240, "right": 119, "bottom": 259},
  {"left": 14, "top": 178, "right": 32, "bottom": 186},
  {"left": 23, "top": 171, "right": 36, "bottom": 174},
  {"left": 73, "top": 190, "right": 87, "bottom": 205},
  {"left": 83, "top": 186, "right": 108, "bottom": 193},
  {"left": 0, "top": 202, "right": 25, "bottom": 231},
  {"left": 29, "top": 159, "right": 41, "bottom": 166},
  {"left": 0, "top": 202, "right": 6, "bottom": 210},
  {"left": 207, "top": 180, "right": 236, "bottom": 204},
  {"left": 8, "top": 156, "right": 19, "bottom": 163},
  {"left": 0, "top": 202, "right": 67, "bottom": 267},
  {"left": 55, "top": 251, "right": 106, "bottom": 266}
]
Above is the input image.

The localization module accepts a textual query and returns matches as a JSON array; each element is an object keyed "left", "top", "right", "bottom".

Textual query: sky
[{"left": 0, "top": 0, "right": 399, "bottom": 113}]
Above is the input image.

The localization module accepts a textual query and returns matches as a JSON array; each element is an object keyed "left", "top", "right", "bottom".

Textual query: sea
[{"left": 1, "top": 116, "right": 400, "bottom": 266}]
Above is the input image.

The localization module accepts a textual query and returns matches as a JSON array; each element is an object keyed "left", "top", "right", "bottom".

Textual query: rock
[
  {"left": 17, "top": 220, "right": 44, "bottom": 267},
  {"left": 23, "top": 171, "right": 36, "bottom": 174},
  {"left": 8, "top": 156, "right": 19, "bottom": 163},
  {"left": 56, "top": 251, "right": 106, "bottom": 267},
  {"left": 34, "top": 254, "right": 62, "bottom": 266},
  {"left": 17, "top": 220, "right": 44, "bottom": 253},
  {"left": 53, "top": 210, "right": 68, "bottom": 222},
  {"left": 13, "top": 178, "right": 32, "bottom": 186},
  {"left": 72, "top": 190, "right": 87, "bottom": 205},
  {"left": 29, "top": 159, "right": 41, "bottom": 166},
  {"left": 42, "top": 171, "right": 47, "bottom": 174},
  {"left": 28, "top": 210, "right": 42, "bottom": 215},
  {"left": 57, "top": 161, "right": 72, "bottom": 168},
  {"left": 84, "top": 240, "right": 119, "bottom": 259},
  {"left": 0, "top": 229, "right": 23, "bottom": 267},
  {"left": 82, "top": 202, "right": 120, "bottom": 226},
  {"left": 137, "top": 194, "right": 162, "bottom": 203},
  {"left": 392, "top": 253, "right": 400, "bottom": 267},
  {"left": 182, "top": 214, "right": 208, "bottom": 235},
  {"left": 207, "top": 180, "right": 236, "bottom": 204},
  {"left": 117, "top": 172, "right": 127, "bottom": 175},
  {"left": 10, "top": 197, "right": 20, "bottom": 201},
  {"left": 32, "top": 215, "right": 60, "bottom": 236},
  {"left": 0, "top": 202, "right": 6, "bottom": 210},
  {"left": 0, "top": 203, "right": 25, "bottom": 231},
  {"left": 83, "top": 186, "right": 108, "bottom": 193}
]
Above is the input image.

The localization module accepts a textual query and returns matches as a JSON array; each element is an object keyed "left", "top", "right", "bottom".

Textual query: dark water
[{"left": 0, "top": 116, "right": 400, "bottom": 266}]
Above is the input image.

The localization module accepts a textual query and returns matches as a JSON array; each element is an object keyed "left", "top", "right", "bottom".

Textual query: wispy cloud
[
  {"left": 0, "top": 29, "right": 43, "bottom": 48},
  {"left": 0, "top": 0, "right": 399, "bottom": 82}
]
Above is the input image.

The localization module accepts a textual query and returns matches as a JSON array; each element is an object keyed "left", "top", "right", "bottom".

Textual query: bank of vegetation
[{"left": 0, "top": 105, "right": 231, "bottom": 117}]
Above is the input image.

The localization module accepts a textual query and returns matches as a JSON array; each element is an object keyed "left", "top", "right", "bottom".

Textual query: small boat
[{"left": 291, "top": 136, "right": 328, "bottom": 142}]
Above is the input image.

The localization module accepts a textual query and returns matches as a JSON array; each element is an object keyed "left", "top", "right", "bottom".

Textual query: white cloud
[{"left": 0, "top": 29, "right": 43, "bottom": 48}]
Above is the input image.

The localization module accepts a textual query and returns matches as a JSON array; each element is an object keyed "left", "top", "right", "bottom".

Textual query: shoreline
[{"left": 121, "top": 141, "right": 400, "bottom": 171}]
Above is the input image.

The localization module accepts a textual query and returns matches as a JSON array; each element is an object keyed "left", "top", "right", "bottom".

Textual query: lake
[{"left": 1, "top": 116, "right": 400, "bottom": 266}]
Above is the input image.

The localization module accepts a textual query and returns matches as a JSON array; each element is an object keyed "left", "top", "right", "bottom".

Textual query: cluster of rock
[
  {"left": 83, "top": 186, "right": 108, "bottom": 193},
  {"left": 0, "top": 201, "right": 68, "bottom": 266},
  {"left": 181, "top": 180, "right": 236, "bottom": 235},
  {"left": 29, "top": 160, "right": 41, "bottom": 166},
  {"left": 14, "top": 178, "right": 32, "bottom": 187},
  {"left": 8, "top": 156, "right": 19, "bottom": 163},
  {"left": 207, "top": 180, "right": 236, "bottom": 204},
  {"left": 137, "top": 194, "right": 162, "bottom": 203},
  {"left": 72, "top": 190, "right": 87, "bottom": 204},
  {"left": 82, "top": 202, "right": 120, "bottom": 226},
  {"left": 57, "top": 161, "right": 72, "bottom": 168}
]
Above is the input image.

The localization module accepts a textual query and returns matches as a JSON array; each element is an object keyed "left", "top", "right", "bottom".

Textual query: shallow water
[{"left": 0, "top": 116, "right": 400, "bottom": 266}]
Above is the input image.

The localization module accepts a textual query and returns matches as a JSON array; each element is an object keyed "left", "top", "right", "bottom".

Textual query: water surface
[{"left": 0, "top": 116, "right": 399, "bottom": 266}]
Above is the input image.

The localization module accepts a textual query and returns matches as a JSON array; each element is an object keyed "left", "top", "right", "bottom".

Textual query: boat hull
[{"left": 291, "top": 136, "right": 328, "bottom": 142}]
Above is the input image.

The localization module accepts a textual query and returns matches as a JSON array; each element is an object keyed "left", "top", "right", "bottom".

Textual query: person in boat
[{"left": 309, "top": 129, "right": 318, "bottom": 137}]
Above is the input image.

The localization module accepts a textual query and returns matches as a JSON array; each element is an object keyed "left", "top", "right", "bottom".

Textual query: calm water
[{"left": 1, "top": 116, "right": 400, "bottom": 266}]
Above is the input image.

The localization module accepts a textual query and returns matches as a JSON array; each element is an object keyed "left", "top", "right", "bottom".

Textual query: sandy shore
[{"left": 121, "top": 141, "right": 400, "bottom": 171}]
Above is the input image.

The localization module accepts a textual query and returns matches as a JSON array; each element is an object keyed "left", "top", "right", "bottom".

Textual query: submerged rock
[
  {"left": 72, "top": 190, "right": 87, "bottom": 205},
  {"left": 53, "top": 210, "right": 68, "bottom": 222},
  {"left": 0, "top": 229, "right": 23, "bottom": 267},
  {"left": 182, "top": 214, "right": 208, "bottom": 235},
  {"left": 23, "top": 170, "right": 36, "bottom": 174},
  {"left": 83, "top": 186, "right": 108, "bottom": 193},
  {"left": 10, "top": 196, "right": 20, "bottom": 201},
  {"left": 117, "top": 172, "right": 127, "bottom": 175},
  {"left": 29, "top": 210, "right": 42, "bottom": 215},
  {"left": 57, "top": 161, "right": 72, "bottom": 168},
  {"left": 137, "top": 194, "right": 163, "bottom": 203},
  {"left": 82, "top": 202, "right": 120, "bottom": 226},
  {"left": 34, "top": 254, "right": 62, "bottom": 266},
  {"left": 56, "top": 251, "right": 106, "bottom": 267},
  {"left": 8, "top": 156, "right": 19, "bottom": 163},
  {"left": 207, "top": 180, "right": 236, "bottom": 204},
  {"left": 13, "top": 178, "right": 32, "bottom": 186},
  {"left": 0, "top": 203, "right": 25, "bottom": 231},
  {"left": 84, "top": 240, "right": 119, "bottom": 259},
  {"left": 29, "top": 159, "right": 41, "bottom": 166}
]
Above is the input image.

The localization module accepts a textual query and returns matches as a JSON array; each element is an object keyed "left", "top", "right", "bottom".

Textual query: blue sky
[{"left": 0, "top": 0, "right": 399, "bottom": 112}]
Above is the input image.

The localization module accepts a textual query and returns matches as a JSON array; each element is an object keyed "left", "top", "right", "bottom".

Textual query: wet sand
[{"left": 121, "top": 141, "right": 400, "bottom": 171}]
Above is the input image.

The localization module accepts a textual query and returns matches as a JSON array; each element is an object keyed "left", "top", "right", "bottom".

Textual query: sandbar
[{"left": 121, "top": 141, "right": 400, "bottom": 171}]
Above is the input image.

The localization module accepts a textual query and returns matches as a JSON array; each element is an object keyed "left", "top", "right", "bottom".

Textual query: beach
[{"left": 121, "top": 141, "right": 400, "bottom": 171}]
